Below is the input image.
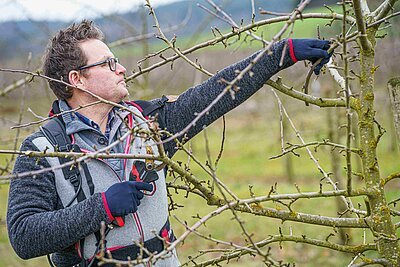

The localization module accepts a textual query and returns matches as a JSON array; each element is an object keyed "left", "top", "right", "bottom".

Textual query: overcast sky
[{"left": 0, "top": 0, "right": 181, "bottom": 22}]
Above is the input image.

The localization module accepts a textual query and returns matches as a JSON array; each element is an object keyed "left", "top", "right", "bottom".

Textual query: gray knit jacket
[{"left": 7, "top": 40, "right": 294, "bottom": 266}]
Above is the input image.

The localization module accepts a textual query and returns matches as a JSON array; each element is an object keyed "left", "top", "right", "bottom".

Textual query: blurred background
[{"left": 0, "top": 0, "right": 399, "bottom": 266}]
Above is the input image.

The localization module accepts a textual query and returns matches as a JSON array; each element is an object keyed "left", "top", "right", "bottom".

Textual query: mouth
[{"left": 118, "top": 80, "right": 126, "bottom": 86}]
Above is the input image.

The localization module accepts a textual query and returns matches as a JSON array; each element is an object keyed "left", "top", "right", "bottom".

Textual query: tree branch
[
  {"left": 125, "top": 12, "right": 354, "bottom": 82},
  {"left": 266, "top": 78, "right": 352, "bottom": 108},
  {"left": 352, "top": 0, "right": 372, "bottom": 51},
  {"left": 381, "top": 172, "right": 400, "bottom": 185},
  {"left": 269, "top": 140, "right": 361, "bottom": 160},
  {"left": 373, "top": 0, "right": 398, "bottom": 22},
  {"left": 195, "top": 235, "right": 375, "bottom": 266},
  {"left": 108, "top": 5, "right": 192, "bottom": 48}
]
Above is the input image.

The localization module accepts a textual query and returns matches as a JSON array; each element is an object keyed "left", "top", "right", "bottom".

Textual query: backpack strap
[
  {"left": 134, "top": 95, "right": 168, "bottom": 117},
  {"left": 131, "top": 95, "right": 168, "bottom": 129},
  {"left": 41, "top": 114, "right": 101, "bottom": 266},
  {"left": 40, "top": 117, "right": 88, "bottom": 204}
]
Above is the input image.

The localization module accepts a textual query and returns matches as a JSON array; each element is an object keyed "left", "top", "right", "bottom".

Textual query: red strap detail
[
  {"left": 102, "top": 193, "right": 125, "bottom": 226},
  {"left": 125, "top": 101, "right": 150, "bottom": 119},
  {"left": 70, "top": 134, "right": 75, "bottom": 144},
  {"left": 114, "top": 216, "right": 125, "bottom": 227},
  {"left": 288, "top": 39, "right": 298, "bottom": 63},
  {"left": 75, "top": 242, "right": 82, "bottom": 258},
  {"left": 101, "top": 192, "right": 115, "bottom": 222},
  {"left": 125, "top": 101, "right": 143, "bottom": 112},
  {"left": 127, "top": 113, "right": 133, "bottom": 129},
  {"left": 161, "top": 228, "right": 170, "bottom": 243},
  {"left": 131, "top": 165, "right": 141, "bottom": 182}
]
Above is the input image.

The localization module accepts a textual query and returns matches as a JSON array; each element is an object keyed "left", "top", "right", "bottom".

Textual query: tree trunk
[{"left": 358, "top": 29, "right": 400, "bottom": 265}]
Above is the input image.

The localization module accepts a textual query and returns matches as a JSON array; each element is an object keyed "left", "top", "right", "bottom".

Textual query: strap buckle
[
  {"left": 58, "top": 144, "right": 73, "bottom": 152},
  {"left": 68, "top": 173, "right": 79, "bottom": 185}
]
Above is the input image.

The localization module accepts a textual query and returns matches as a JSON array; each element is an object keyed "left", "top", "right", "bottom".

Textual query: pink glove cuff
[
  {"left": 288, "top": 39, "right": 298, "bottom": 63},
  {"left": 101, "top": 192, "right": 115, "bottom": 222}
]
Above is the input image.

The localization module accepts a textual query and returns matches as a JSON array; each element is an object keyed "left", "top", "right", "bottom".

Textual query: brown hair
[{"left": 42, "top": 20, "right": 104, "bottom": 99}]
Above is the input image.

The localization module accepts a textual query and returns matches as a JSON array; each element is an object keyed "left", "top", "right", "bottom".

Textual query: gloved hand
[
  {"left": 290, "top": 39, "right": 332, "bottom": 75},
  {"left": 104, "top": 181, "right": 153, "bottom": 217}
]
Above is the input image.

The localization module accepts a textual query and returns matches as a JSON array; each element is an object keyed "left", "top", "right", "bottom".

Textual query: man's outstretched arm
[{"left": 150, "top": 39, "right": 330, "bottom": 156}]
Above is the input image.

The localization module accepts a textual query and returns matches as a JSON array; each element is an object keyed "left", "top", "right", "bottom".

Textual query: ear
[{"left": 68, "top": 70, "right": 84, "bottom": 88}]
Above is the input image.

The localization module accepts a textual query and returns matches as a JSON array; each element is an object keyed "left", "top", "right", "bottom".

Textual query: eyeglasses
[{"left": 78, "top": 57, "right": 119, "bottom": 72}]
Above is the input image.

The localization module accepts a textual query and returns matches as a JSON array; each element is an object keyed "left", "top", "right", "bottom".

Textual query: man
[{"left": 7, "top": 20, "right": 331, "bottom": 266}]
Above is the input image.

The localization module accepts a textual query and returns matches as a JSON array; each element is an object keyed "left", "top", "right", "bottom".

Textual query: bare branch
[
  {"left": 202, "top": 0, "right": 269, "bottom": 45},
  {"left": 382, "top": 172, "right": 400, "bottom": 185},
  {"left": 368, "top": 10, "right": 400, "bottom": 28},
  {"left": 11, "top": 101, "right": 102, "bottom": 129},
  {"left": 0, "top": 72, "right": 35, "bottom": 97},
  {"left": 327, "top": 57, "right": 353, "bottom": 95},
  {"left": 271, "top": 89, "right": 366, "bottom": 216},
  {"left": 0, "top": 68, "right": 145, "bottom": 121},
  {"left": 266, "top": 78, "right": 351, "bottom": 108},
  {"left": 125, "top": 12, "right": 354, "bottom": 82},
  {"left": 350, "top": 258, "right": 392, "bottom": 267},
  {"left": 352, "top": 0, "right": 372, "bottom": 51},
  {"left": 373, "top": 0, "right": 398, "bottom": 22},
  {"left": 259, "top": 9, "right": 291, "bottom": 16},
  {"left": 108, "top": 5, "right": 192, "bottom": 48},
  {"left": 160, "top": 0, "right": 315, "bottom": 145},
  {"left": 269, "top": 140, "right": 361, "bottom": 160},
  {"left": 340, "top": 1, "right": 355, "bottom": 196},
  {"left": 195, "top": 235, "right": 375, "bottom": 267}
]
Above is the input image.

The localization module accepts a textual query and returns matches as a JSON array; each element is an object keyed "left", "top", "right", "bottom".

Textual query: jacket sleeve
[
  {"left": 150, "top": 39, "right": 295, "bottom": 157},
  {"left": 6, "top": 134, "right": 110, "bottom": 261}
]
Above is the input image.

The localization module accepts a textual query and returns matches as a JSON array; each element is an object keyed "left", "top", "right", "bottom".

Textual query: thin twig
[{"left": 271, "top": 89, "right": 366, "bottom": 215}]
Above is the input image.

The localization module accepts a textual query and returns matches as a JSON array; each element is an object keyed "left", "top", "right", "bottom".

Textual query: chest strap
[
  {"left": 40, "top": 117, "right": 95, "bottom": 205},
  {"left": 40, "top": 111, "right": 97, "bottom": 267}
]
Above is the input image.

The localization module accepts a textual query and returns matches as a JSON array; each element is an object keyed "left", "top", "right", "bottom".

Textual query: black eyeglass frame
[{"left": 77, "top": 57, "right": 119, "bottom": 72}]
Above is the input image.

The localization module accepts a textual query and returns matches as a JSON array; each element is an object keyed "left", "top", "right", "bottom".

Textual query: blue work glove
[
  {"left": 104, "top": 181, "right": 153, "bottom": 217},
  {"left": 290, "top": 39, "right": 332, "bottom": 75}
]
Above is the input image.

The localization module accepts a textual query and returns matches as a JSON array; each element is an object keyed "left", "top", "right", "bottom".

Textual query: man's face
[{"left": 78, "top": 39, "right": 128, "bottom": 103}]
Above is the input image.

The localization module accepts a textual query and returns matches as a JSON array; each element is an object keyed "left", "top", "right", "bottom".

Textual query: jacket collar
[
  {"left": 55, "top": 100, "right": 132, "bottom": 137},
  {"left": 58, "top": 100, "right": 97, "bottom": 135}
]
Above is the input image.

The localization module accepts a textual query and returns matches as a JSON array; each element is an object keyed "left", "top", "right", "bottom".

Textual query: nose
[{"left": 115, "top": 62, "right": 126, "bottom": 75}]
